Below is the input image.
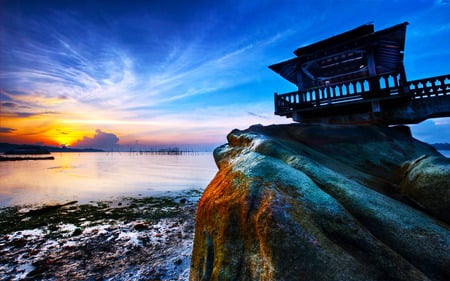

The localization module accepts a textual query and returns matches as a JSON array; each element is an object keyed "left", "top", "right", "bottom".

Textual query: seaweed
[{"left": 0, "top": 195, "right": 194, "bottom": 235}]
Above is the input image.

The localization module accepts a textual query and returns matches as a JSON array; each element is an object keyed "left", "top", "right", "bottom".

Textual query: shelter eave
[{"left": 269, "top": 57, "right": 299, "bottom": 85}]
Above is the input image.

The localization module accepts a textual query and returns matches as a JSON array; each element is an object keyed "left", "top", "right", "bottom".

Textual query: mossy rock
[{"left": 399, "top": 155, "right": 450, "bottom": 223}]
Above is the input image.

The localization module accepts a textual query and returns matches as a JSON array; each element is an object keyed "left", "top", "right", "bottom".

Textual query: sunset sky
[{"left": 1, "top": 0, "right": 449, "bottom": 150}]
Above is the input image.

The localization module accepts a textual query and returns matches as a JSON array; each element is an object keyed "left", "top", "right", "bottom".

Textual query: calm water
[{"left": 0, "top": 152, "right": 218, "bottom": 207}]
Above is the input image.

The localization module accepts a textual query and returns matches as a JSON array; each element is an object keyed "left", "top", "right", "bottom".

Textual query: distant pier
[{"left": 127, "top": 148, "right": 201, "bottom": 155}]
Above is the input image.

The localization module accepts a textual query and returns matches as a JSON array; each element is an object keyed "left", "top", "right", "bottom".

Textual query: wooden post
[
  {"left": 366, "top": 46, "right": 380, "bottom": 98},
  {"left": 274, "top": 92, "right": 278, "bottom": 114},
  {"left": 367, "top": 46, "right": 382, "bottom": 113},
  {"left": 400, "top": 65, "right": 409, "bottom": 95}
]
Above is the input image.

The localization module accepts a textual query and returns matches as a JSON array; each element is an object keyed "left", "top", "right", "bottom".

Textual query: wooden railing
[
  {"left": 407, "top": 74, "right": 450, "bottom": 99},
  {"left": 275, "top": 71, "right": 405, "bottom": 115}
]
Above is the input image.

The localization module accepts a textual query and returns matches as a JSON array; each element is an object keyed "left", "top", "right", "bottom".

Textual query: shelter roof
[{"left": 269, "top": 22, "right": 408, "bottom": 86}]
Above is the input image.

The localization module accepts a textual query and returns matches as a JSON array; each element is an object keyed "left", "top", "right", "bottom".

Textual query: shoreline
[{"left": 0, "top": 191, "right": 201, "bottom": 280}]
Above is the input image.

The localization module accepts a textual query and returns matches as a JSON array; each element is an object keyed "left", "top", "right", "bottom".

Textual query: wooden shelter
[{"left": 269, "top": 22, "right": 450, "bottom": 124}]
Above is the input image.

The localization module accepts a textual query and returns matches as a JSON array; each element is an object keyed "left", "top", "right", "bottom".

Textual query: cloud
[
  {"left": 0, "top": 127, "right": 16, "bottom": 133},
  {"left": 2, "top": 111, "right": 59, "bottom": 118},
  {"left": 248, "top": 111, "right": 269, "bottom": 119},
  {"left": 73, "top": 129, "right": 119, "bottom": 149},
  {"left": 1, "top": 102, "right": 18, "bottom": 108}
]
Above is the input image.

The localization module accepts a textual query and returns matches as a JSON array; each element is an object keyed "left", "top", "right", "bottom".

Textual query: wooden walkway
[{"left": 274, "top": 73, "right": 450, "bottom": 124}]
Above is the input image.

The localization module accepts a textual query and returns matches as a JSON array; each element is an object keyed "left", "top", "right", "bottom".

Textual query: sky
[{"left": 1, "top": 0, "right": 449, "bottom": 150}]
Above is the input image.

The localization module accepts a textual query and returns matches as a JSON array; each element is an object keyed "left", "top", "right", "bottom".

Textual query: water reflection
[{"left": 0, "top": 152, "right": 217, "bottom": 207}]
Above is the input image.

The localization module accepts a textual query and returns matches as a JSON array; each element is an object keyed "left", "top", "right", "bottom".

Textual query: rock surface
[{"left": 190, "top": 124, "right": 450, "bottom": 281}]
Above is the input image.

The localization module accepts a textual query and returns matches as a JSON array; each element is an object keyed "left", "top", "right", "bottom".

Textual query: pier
[{"left": 270, "top": 22, "right": 450, "bottom": 124}]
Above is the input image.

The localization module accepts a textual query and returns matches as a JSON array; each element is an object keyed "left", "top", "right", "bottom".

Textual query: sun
[
  {"left": 52, "top": 135, "right": 77, "bottom": 147},
  {"left": 50, "top": 128, "right": 84, "bottom": 147}
]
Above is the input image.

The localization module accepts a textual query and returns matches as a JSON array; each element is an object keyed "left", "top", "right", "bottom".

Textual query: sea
[
  {"left": 441, "top": 150, "right": 450, "bottom": 158},
  {"left": 1, "top": 150, "right": 449, "bottom": 208},
  {"left": 0, "top": 152, "right": 218, "bottom": 208}
]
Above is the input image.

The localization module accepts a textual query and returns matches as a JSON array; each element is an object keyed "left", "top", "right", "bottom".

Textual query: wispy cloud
[
  {"left": 2, "top": 1, "right": 295, "bottom": 125},
  {"left": 0, "top": 9, "right": 354, "bottom": 146}
]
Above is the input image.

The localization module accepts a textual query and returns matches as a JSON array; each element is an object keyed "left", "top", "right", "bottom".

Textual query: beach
[{"left": 0, "top": 191, "right": 201, "bottom": 281}]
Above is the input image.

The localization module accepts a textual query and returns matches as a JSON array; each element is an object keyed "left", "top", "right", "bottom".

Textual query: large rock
[
  {"left": 190, "top": 124, "right": 450, "bottom": 281},
  {"left": 399, "top": 155, "right": 450, "bottom": 223}
]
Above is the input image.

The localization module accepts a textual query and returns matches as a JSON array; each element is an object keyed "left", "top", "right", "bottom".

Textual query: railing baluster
[
  {"left": 412, "top": 82, "right": 420, "bottom": 98},
  {"left": 363, "top": 80, "right": 369, "bottom": 92},
  {"left": 384, "top": 75, "right": 390, "bottom": 89},
  {"left": 445, "top": 77, "right": 450, "bottom": 96},
  {"left": 442, "top": 77, "right": 447, "bottom": 95},
  {"left": 423, "top": 80, "right": 429, "bottom": 97},
  {"left": 432, "top": 78, "right": 439, "bottom": 96},
  {"left": 426, "top": 80, "right": 432, "bottom": 97},
  {"left": 274, "top": 73, "right": 449, "bottom": 114},
  {"left": 417, "top": 82, "right": 423, "bottom": 98},
  {"left": 437, "top": 78, "right": 443, "bottom": 96},
  {"left": 314, "top": 89, "right": 318, "bottom": 101}
]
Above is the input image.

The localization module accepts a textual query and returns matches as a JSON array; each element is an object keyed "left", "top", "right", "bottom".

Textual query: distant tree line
[{"left": 0, "top": 143, "right": 103, "bottom": 153}]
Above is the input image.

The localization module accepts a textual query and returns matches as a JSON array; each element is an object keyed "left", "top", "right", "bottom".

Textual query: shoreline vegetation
[
  {"left": 0, "top": 143, "right": 104, "bottom": 154},
  {"left": 0, "top": 155, "right": 55, "bottom": 161},
  {"left": 0, "top": 143, "right": 208, "bottom": 158},
  {"left": 0, "top": 145, "right": 56, "bottom": 161},
  {"left": 0, "top": 190, "right": 202, "bottom": 280},
  {"left": 0, "top": 143, "right": 206, "bottom": 161}
]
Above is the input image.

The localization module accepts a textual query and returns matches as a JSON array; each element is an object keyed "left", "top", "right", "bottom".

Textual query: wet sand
[{"left": 0, "top": 191, "right": 201, "bottom": 280}]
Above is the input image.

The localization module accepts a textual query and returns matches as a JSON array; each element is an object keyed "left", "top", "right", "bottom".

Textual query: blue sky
[{"left": 1, "top": 0, "right": 449, "bottom": 150}]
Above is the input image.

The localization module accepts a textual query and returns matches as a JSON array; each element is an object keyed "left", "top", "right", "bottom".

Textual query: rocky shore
[
  {"left": 191, "top": 124, "right": 450, "bottom": 281},
  {"left": 0, "top": 191, "right": 202, "bottom": 280}
]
